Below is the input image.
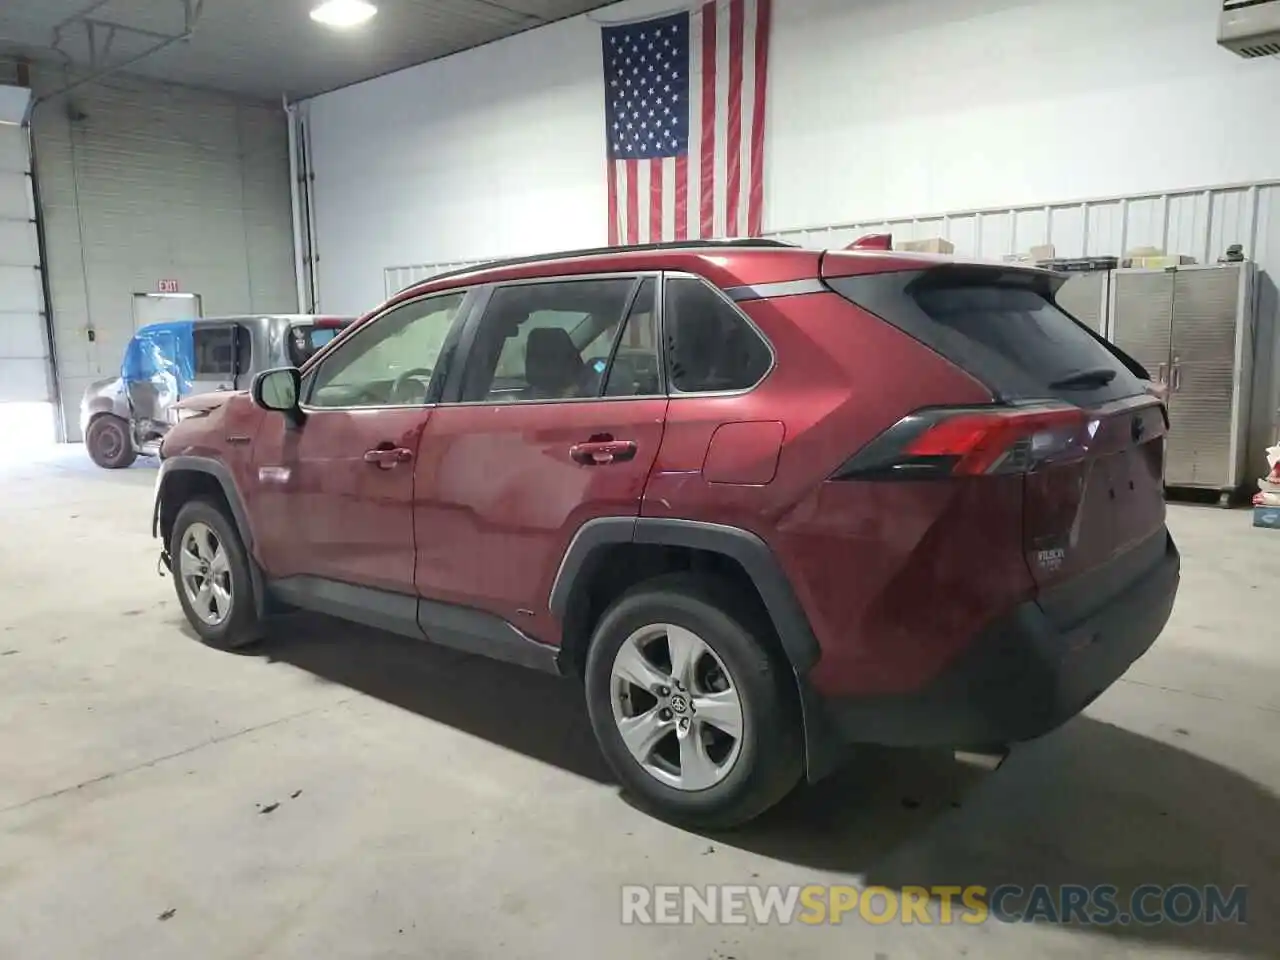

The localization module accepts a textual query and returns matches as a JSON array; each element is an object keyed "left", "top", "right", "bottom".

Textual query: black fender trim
[
  {"left": 548, "top": 516, "right": 842, "bottom": 782},
  {"left": 550, "top": 516, "right": 819, "bottom": 671},
  {"left": 153, "top": 456, "right": 255, "bottom": 548},
  {"left": 547, "top": 516, "right": 638, "bottom": 617},
  {"left": 632, "top": 518, "right": 821, "bottom": 672},
  {"left": 153, "top": 455, "right": 266, "bottom": 619}
]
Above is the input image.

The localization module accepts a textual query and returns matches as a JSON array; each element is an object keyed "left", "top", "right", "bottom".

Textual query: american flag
[{"left": 601, "top": 0, "right": 772, "bottom": 245}]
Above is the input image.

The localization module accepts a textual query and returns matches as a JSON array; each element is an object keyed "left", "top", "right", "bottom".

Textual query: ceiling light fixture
[{"left": 310, "top": 0, "right": 378, "bottom": 28}]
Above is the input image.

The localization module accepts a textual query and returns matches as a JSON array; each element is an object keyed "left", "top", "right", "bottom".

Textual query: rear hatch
[{"left": 824, "top": 259, "right": 1169, "bottom": 607}]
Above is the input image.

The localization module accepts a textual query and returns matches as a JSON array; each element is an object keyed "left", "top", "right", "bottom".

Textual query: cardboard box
[
  {"left": 896, "top": 237, "right": 954, "bottom": 255},
  {"left": 1126, "top": 255, "right": 1197, "bottom": 269},
  {"left": 1122, "top": 247, "right": 1196, "bottom": 269},
  {"left": 1253, "top": 505, "right": 1280, "bottom": 529},
  {"left": 1029, "top": 244, "right": 1056, "bottom": 262}
]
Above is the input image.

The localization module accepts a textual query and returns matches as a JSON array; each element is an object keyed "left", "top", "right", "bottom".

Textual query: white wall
[
  {"left": 32, "top": 67, "right": 297, "bottom": 440},
  {"left": 307, "top": 0, "right": 1280, "bottom": 313}
]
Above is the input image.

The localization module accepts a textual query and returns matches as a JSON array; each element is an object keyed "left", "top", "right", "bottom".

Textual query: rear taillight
[{"left": 833, "top": 405, "right": 1091, "bottom": 480}]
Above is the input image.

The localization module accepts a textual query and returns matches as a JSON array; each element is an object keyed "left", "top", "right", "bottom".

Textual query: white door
[
  {"left": 131, "top": 292, "right": 203, "bottom": 328},
  {"left": 0, "top": 114, "right": 55, "bottom": 446}
]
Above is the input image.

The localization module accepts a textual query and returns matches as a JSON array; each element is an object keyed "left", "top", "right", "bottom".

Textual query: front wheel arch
[{"left": 154, "top": 458, "right": 266, "bottom": 620}]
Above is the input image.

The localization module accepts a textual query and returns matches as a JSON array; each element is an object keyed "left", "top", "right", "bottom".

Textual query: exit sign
[{"left": 157, "top": 279, "right": 180, "bottom": 293}]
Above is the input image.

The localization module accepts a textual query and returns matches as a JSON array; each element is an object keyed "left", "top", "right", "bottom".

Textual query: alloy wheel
[
  {"left": 609, "top": 623, "right": 745, "bottom": 791},
  {"left": 179, "top": 521, "right": 233, "bottom": 626}
]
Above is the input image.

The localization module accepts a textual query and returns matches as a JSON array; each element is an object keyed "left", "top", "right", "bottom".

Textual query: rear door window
[
  {"left": 193, "top": 326, "right": 236, "bottom": 378},
  {"left": 458, "top": 278, "right": 636, "bottom": 403},
  {"left": 828, "top": 268, "right": 1148, "bottom": 405},
  {"left": 604, "top": 278, "right": 662, "bottom": 397}
]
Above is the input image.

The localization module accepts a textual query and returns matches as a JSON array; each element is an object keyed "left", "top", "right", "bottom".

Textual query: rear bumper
[{"left": 817, "top": 531, "right": 1179, "bottom": 748}]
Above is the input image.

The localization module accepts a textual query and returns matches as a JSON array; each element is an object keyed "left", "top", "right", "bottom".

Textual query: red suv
[{"left": 153, "top": 240, "right": 1179, "bottom": 827}]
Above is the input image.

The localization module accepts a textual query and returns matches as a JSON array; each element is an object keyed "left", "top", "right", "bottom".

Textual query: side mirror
[{"left": 251, "top": 367, "right": 303, "bottom": 422}]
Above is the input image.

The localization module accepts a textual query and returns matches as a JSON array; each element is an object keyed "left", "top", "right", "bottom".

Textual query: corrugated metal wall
[
  {"left": 384, "top": 259, "right": 486, "bottom": 298},
  {"left": 31, "top": 68, "right": 297, "bottom": 441},
  {"left": 386, "top": 181, "right": 1280, "bottom": 296},
  {"left": 763, "top": 182, "right": 1280, "bottom": 271}
]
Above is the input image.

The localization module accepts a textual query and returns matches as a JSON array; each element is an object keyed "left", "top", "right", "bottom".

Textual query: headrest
[{"left": 525, "top": 327, "right": 583, "bottom": 393}]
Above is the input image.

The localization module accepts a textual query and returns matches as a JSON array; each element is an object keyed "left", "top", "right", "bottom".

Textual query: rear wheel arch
[
  {"left": 551, "top": 517, "right": 821, "bottom": 678},
  {"left": 552, "top": 519, "right": 819, "bottom": 675}
]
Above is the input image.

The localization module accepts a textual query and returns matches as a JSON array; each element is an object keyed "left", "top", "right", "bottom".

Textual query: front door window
[{"left": 307, "top": 293, "right": 466, "bottom": 408}]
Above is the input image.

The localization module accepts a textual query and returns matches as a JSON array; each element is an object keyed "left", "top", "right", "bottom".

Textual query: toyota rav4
[{"left": 152, "top": 239, "right": 1179, "bottom": 828}]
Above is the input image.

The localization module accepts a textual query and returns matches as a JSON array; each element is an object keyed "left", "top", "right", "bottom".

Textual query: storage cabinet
[
  {"left": 1054, "top": 270, "right": 1109, "bottom": 335},
  {"left": 1108, "top": 264, "right": 1255, "bottom": 493}
]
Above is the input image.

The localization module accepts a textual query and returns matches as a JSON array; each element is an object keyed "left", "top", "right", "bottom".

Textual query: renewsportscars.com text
[{"left": 621, "top": 883, "right": 1248, "bottom": 927}]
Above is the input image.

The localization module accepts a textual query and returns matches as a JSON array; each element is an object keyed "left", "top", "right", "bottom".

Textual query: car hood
[
  {"left": 83, "top": 376, "right": 124, "bottom": 400},
  {"left": 173, "top": 391, "right": 245, "bottom": 414}
]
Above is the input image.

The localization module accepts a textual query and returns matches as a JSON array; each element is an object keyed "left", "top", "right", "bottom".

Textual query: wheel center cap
[{"left": 668, "top": 693, "right": 689, "bottom": 715}]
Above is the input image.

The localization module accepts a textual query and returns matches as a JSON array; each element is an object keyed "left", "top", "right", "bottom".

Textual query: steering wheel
[{"left": 389, "top": 367, "right": 434, "bottom": 404}]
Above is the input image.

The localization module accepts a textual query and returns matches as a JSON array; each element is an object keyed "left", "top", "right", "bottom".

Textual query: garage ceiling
[{"left": 0, "top": 0, "right": 614, "bottom": 101}]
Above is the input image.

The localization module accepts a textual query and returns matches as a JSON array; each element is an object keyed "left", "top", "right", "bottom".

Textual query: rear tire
[
  {"left": 86, "top": 415, "right": 137, "bottom": 469},
  {"left": 169, "top": 499, "right": 264, "bottom": 650},
  {"left": 584, "top": 573, "right": 803, "bottom": 829}
]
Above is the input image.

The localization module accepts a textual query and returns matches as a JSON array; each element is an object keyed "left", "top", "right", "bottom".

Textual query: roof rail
[{"left": 397, "top": 238, "right": 797, "bottom": 294}]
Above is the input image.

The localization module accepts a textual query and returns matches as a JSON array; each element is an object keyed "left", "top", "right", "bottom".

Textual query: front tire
[
  {"left": 86, "top": 415, "right": 137, "bottom": 469},
  {"left": 170, "top": 499, "right": 263, "bottom": 650},
  {"left": 584, "top": 573, "right": 803, "bottom": 829}
]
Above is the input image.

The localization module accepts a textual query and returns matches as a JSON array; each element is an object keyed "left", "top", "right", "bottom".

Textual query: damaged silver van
[{"left": 80, "top": 314, "right": 352, "bottom": 468}]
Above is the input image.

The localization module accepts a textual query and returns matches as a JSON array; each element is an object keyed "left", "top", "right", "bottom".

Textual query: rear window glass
[
  {"left": 829, "top": 269, "right": 1147, "bottom": 404},
  {"left": 288, "top": 323, "right": 348, "bottom": 367},
  {"left": 664, "top": 277, "right": 772, "bottom": 393},
  {"left": 193, "top": 326, "right": 236, "bottom": 376}
]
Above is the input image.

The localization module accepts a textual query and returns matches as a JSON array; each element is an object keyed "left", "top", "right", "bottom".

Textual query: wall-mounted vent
[{"left": 1219, "top": 0, "right": 1280, "bottom": 57}]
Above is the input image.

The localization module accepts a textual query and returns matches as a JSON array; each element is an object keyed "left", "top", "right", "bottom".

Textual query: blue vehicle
[{"left": 79, "top": 314, "right": 352, "bottom": 468}]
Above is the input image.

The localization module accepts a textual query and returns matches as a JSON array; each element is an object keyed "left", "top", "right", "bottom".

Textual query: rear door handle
[
  {"left": 570, "top": 439, "right": 637, "bottom": 465},
  {"left": 363, "top": 446, "right": 413, "bottom": 469}
]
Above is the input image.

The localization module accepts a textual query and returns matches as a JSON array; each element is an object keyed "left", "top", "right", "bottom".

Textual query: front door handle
[
  {"left": 570, "top": 439, "right": 637, "bottom": 465},
  {"left": 363, "top": 446, "right": 413, "bottom": 469}
]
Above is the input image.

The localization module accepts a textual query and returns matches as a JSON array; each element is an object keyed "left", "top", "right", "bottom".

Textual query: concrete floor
[{"left": 1, "top": 447, "right": 1277, "bottom": 960}]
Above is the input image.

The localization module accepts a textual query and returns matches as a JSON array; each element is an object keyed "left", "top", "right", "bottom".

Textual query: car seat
[{"left": 525, "top": 327, "right": 585, "bottom": 399}]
